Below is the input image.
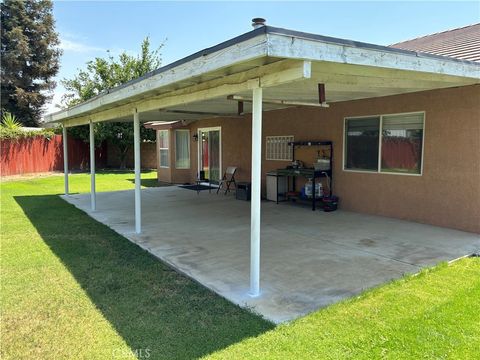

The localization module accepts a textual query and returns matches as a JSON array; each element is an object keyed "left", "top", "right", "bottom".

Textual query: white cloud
[{"left": 60, "top": 37, "right": 104, "bottom": 53}]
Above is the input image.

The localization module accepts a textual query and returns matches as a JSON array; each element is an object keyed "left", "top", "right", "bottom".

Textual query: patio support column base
[
  {"left": 63, "top": 125, "right": 69, "bottom": 195},
  {"left": 89, "top": 120, "right": 96, "bottom": 211},
  {"left": 249, "top": 86, "right": 262, "bottom": 297},
  {"left": 133, "top": 109, "right": 141, "bottom": 234}
]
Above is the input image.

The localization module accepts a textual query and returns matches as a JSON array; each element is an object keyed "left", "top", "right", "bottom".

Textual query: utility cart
[{"left": 275, "top": 141, "right": 333, "bottom": 211}]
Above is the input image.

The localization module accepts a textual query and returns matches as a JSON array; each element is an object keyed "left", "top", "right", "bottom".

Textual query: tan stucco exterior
[
  {"left": 156, "top": 129, "right": 191, "bottom": 184},
  {"left": 155, "top": 85, "right": 480, "bottom": 233}
]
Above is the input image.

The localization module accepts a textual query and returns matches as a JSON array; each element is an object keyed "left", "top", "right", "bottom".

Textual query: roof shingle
[{"left": 390, "top": 23, "right": 480, "bottom": 62}]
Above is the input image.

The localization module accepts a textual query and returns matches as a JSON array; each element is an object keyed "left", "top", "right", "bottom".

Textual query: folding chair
[{"left": 217, "top": 166, "right": 237, "bottom": 195}]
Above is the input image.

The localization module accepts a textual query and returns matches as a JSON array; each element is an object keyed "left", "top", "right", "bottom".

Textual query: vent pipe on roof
[{"left": 252, "top": 18, "right": 266, "bottom": 29}]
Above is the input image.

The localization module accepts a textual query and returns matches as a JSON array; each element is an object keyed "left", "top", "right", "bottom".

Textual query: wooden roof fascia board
[
  {"left": 266, "top": 26, "right": 480, "bottom": 66},
  {"left": 45, "top": 33, "right": 269, "bottom": 123},
  {"left": 59, "top": 59, "right": 311, "bottom": 126},
  {"left": 266, "top": 32, "right": 480, "bottom": 80}
]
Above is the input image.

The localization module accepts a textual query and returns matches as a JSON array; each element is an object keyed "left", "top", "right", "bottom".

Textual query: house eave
[{"left": 45, "top": 25, "right": 480, "bottom": 126}]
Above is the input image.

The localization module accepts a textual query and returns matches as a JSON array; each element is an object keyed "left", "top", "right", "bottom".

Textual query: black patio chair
[{"left": 217, "top": 166, "right": 237, "bottom": 195}]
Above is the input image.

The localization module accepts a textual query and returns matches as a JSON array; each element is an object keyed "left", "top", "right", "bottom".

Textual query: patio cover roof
[{"left": 44, "top": 25, "right": 480, "bottom": 127}]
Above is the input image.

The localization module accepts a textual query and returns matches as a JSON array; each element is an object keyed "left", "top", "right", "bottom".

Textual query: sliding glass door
[{"left": 198, "top": 128, "right": 221, "bottom": 184}]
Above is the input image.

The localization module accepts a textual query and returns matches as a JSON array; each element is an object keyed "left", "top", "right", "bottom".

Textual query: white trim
[
  {"left": 344, "top": 110, "right": 426, "bottom": 120},
  {"left": 197, "top": 126, "right": 222, "bottom": 182},
  {"left": 158, "top": 129, "right": 169, "bottom": 169},
  {"left": 174, "top": 129, "right": 191, "bottom": 169},
  {"left": 377, "top": 115, "right": 383, "bottom": 172},
  {"left": 420, "top": 112, "right": 426, "bottom": 176},
  {"left": 343, "top": 111, "right": 425, "bottom": 176}
]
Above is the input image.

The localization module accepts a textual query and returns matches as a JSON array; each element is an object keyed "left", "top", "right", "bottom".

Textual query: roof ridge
[{"left": 389, "top": 23, "right": 480, "bottom": 47}]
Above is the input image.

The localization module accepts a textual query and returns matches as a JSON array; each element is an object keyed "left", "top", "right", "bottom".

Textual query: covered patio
[
  {"left": 62, "top": 187, "right": 480, "bottom": 323},
  {"left": 45, "top": 23, "right": 480, "bottom": 322}
]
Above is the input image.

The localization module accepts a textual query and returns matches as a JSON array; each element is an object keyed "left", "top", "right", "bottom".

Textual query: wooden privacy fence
[{"left": 0, "top": 135, "right": 106, "bottom": 177}]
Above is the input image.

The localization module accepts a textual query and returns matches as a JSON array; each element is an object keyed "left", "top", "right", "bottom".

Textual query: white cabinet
[{"left": 266, "top": 172, "right": 287, "bottom": 202}]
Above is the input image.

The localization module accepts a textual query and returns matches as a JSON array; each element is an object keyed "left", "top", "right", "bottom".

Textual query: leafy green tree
[
  {"left": 1, "top": 0, "right": 61, "bottom": 126},
  {"left": 62, "top": 37, "right": 162, "bottom": 169}
]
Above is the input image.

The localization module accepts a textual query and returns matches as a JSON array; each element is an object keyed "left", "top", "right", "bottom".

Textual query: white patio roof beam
[{"left": 60, "top": 59, "right": 312, "bottom": 127}]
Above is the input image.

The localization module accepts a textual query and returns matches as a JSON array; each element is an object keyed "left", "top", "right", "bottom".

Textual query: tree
[
  {"left": 1, "top": 0, "right": 61, "bottom": 126},
  {"left": 61, "top": 37, "right": 162, "bottom": 169}
]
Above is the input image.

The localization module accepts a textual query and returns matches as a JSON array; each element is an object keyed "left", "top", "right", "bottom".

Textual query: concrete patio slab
[{"left": 62, "top": 187, "right": 479, "bottom": 323}]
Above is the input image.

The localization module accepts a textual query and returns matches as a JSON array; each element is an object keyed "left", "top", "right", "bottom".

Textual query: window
[
  {"left": 344, "top": 117, "right": 380, "bottom": 171},
  {"left": 344, "top": 112, "right": 424, "bottom": 175},
  {"left": 175, "top": 130, "right": 190, "bottom": 169},
  {"left": 266, "top": 136, "right": 294, "bottom": 161},
  {"left": 381, "top": 113, "right": 424, "bottom": 174},
  {"left": 158, "top": 130, "right": 169, "bottom": 168}
]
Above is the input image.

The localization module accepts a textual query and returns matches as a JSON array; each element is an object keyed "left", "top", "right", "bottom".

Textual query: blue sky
[{"left": 48, "top": 1, "right": 480, "bottom": 113}]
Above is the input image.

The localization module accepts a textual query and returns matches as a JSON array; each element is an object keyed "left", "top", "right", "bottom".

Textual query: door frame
[{"left": 197, "top": 126, "right": 222, "bottom": 184}]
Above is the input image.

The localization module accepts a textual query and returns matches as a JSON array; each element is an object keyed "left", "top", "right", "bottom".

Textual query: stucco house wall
[{"left": 155, "top": 85, "right": 480, "bottom": 233}]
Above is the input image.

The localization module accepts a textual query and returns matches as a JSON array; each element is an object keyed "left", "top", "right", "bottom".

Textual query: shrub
[
  {"left": 0, "top": 112, "right": 56, "bottom": 141},
  {"left": 2, "top": 112, "right": 22, "bottom": 130}
]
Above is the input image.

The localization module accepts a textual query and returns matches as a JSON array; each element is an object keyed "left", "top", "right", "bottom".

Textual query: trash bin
[
  {"left": 322, "top": 195, "right": 338, "bottom": 212},
  {"left": 236, "top": 182, "right": 251, "bottom": 201}
]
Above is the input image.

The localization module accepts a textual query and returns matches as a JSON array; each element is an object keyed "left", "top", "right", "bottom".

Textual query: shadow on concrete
[
  {"left": 15, "top": 194, "right": 273, "bottom": 359},
  {"left": 126, "top": 177, "right": 173, "bottom": 188},
  {"left": 128, "top": 178, "right": 170, "bottom": 188}
]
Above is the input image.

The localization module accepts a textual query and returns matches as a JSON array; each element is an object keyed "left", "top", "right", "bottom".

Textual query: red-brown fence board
[{"left": 1, "top": 135, "right": 106, "bottom": 177}]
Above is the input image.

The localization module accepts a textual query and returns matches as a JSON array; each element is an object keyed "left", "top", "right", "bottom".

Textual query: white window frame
[
  {"left": 158, "top": 130, "right": 169, "bottom": 168},
  {"left": 265, "top": 135, "right": 294, "bottom": 161},
  {"left": 343, "top": 111, "right": 425, "bottom": 176},
  {"left": 175, "top": 129, "right": 191, "bottom": 169}
]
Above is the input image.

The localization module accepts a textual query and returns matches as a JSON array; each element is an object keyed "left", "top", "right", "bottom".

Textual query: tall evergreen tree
[{"left": 1, "top": 0, "right": 61, "bottom": 126}]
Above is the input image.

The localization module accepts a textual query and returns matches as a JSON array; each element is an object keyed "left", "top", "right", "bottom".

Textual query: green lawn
[
  {"left": 1, "top": 171, "right": 273, "bottom": 360},
  {"left": 1, "top": 171, "right": 479, "bottom": 359},
  {"left": 207, "top": 258, "right": 480, "bottom": 359}
]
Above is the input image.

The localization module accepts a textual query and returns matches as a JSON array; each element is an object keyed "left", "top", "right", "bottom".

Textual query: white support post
[
  {"left": 249, "top": 86, "right": 262, "bottom": 297},
  {"left": 133, "top": 110, "right": 141, "bottom": 234},
  {"left": 62, "top": 125, "right": 69, "bottom": 195},
  {"left": 89, "top": 120, "right": 96, "bottom": 211}
]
